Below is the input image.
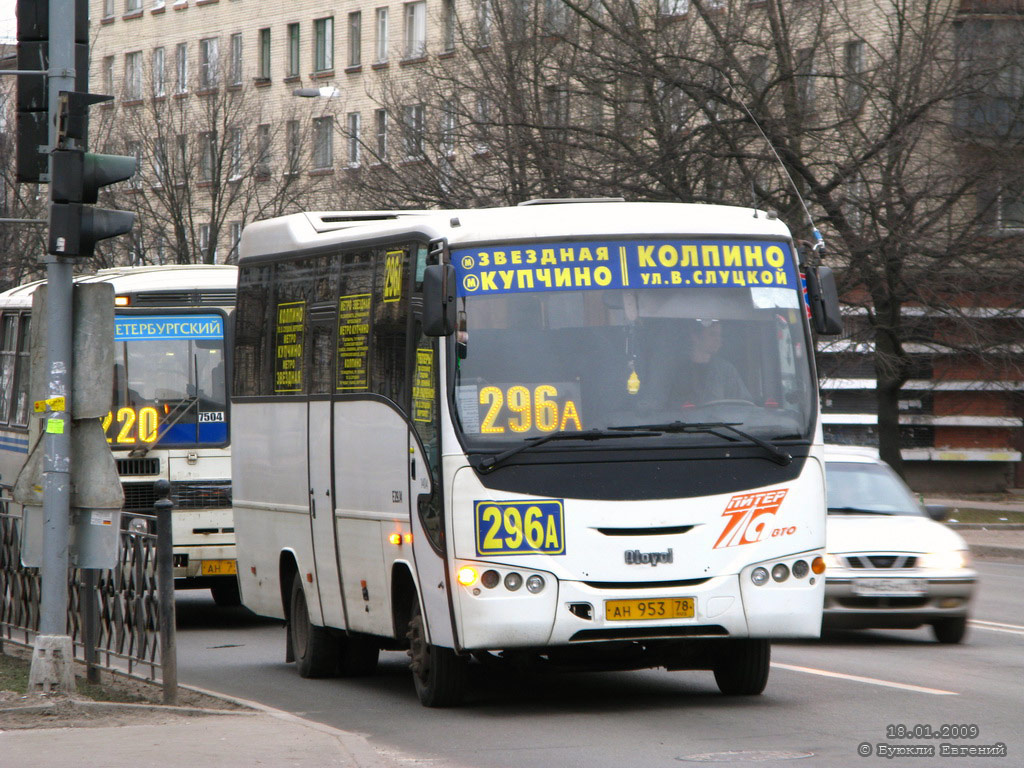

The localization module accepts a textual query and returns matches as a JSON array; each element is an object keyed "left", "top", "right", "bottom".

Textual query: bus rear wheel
[
  {"left": 289, "top": 573, "right": 336, "bottom": 678},
  {"left": 712, "top": 639, "right": 771, "bottom": 695},
  {"left": 407, "top": 602, "right": 467, "bottom": 707}
]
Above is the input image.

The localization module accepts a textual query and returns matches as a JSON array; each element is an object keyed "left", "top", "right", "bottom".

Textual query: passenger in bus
[{"left": 674, "top": 319, "right": 753, "bottom": 406}]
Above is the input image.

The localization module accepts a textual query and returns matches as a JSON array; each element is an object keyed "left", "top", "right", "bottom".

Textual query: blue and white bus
[
  {"left": 231, "top": 201, "right": 842, "bottom": 705},
  {"left": 0, "top": 265, "right": 240, "bottom": 604}
]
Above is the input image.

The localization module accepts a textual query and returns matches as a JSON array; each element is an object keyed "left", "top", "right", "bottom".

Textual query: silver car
[{"left": 823, "top": 446, "right": 977, "bottom": 643}]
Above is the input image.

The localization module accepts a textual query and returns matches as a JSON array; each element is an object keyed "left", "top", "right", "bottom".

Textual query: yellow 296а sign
[
  {"left": 474, "top": 499, "right": 565, "bottom": 555},
  {"left": 478, "top": 383, "right": 582, "bottom": 434}
]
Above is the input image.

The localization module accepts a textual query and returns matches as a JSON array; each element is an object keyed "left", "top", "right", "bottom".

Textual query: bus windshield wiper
[
  {"left": 828, "top": 506, "right": 893, "bottom": 515},
  {"left": 129, "top": 395, "right": 199, "bottom": 457},
  {"left": 477, "top": 428, "right": 660, "bottom": 473},
  {"left": 609, "top": 421, "right": 792, "bottom": 466}
]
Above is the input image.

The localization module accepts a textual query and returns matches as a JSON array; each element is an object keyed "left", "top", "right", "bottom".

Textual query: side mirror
[
  {"left": 423, "top": 264, "right": 457, "bottom": 337},
  {"left": 925, "top": 504, "right": 952, "bottom": 522},
  {"left": 805, "top": 266, "right": 844, "bottom": 336}
]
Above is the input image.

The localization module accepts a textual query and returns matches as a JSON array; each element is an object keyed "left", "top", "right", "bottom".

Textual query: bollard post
[
  {"left": 154, "top": 479, "right": 177, "bottom": 705},
  {"left": 81, "top": 568, "right": 100, "bottom": 684}
]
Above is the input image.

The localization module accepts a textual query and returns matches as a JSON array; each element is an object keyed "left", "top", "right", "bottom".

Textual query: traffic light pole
[{"left": 29, "top": 0, "right": 77, "bottom": 693}]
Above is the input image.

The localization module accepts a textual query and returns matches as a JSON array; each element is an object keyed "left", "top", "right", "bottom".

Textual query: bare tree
[
  {"left": 88, "top": 64, "right": 333, "bottom": 267},
  {"left": 0, "top": 77, "right": 48, "bottom": 290},
  {"left": 348, "top": 0, "right": 1024, "bottom": 474}
]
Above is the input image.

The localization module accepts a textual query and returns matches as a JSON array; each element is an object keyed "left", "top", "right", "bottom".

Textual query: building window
[
  {"left": 287, "top": 23, "right": 301, "bottom": 78},
  {"left": 474, "top": 95, "right": 490, "bottom": 153},
  {"left": 228, "top": 127, "right": 242, "bottom": 179},
  {"left": 152, "top": 137, "right": 167, "bottom": 186},
  {"left": 255, "top": 124, "right": 271, "bottom": 176},
  {"left": 658, "top": 0, "right": 689, "bottom": 15},
  {"left": 544, "top": 0, "right": 570, "bottom": 34},
  {"left": 348, "top": 12, "right": 362, "bottom": 67},
  {"left": 404, "top": 2, "right": 426, "bottom": 59},
  {"left": 403, "top": 104, "right": 425, "bottom": 159},
  {"left": 126, "top": 140, "right": 142, "bottom": 188},
  {"left": 229, "top": 222, "right": 243, "bottom": 261},
  {"left": 153, "top": 47, "right": 166, "bottom": 97},
  {"left": 103, "top": 56, "right": 115, "bottom": 97},
  {"left": 229, "top": 33, "right": 243, "bottom": 86},
  {"left": 844, "top": 40, "right": 865, "bottom": 113},
  {"left": 441, "top": 100, "right": 456, "bottom": 156},
  {"left": 257, "top": 28, "right": 271, "bottom": 80},
  {"left": 375, "top": 8, "right": 389, "bottom": 64},
  {"left": 175, "top": 42, "right": 188, "bottom": 94},
  {"left": 314, "top": 17, "right": 334, "bottom": 72},
  {"left": 346, "top": 112, "right": 361, "bottom": 166},
  {"left": 998, "top": 178, "right": 1024, "bottom": 230},
  {"left": 198, "top": 223, "right": 216, "bottom": 263},
  {"left": 442, "top": 0, "right": 455, "bottom": 53},
  {"left": 313, "top": 117, "right": 333, "bottom": 169},
  {"left": 796, "top": 47, "right": 816, "bottom": 114},
  {"left": 375, "top": 108, "right": 388, "bottom": 161},
  {"left": 199, "top": 131, "right": 216, "bottom": 181},
  {"left": 477, "top": 0, "right": 492, "bottom": 46},
  {"left": 286, "top": 120, "right": 301, "bottom": 174},
  {"left": 103, "top": 0, "right": 115, "bottom": 18},
  {"left": 125, "top": 51, "right": 143, "bottom": 100},
  {"left": 126, "top": 0, "right": 142, "bottom": 12},
  {"left": 199, "top": 37, "right": 219, "bottom": 90}
]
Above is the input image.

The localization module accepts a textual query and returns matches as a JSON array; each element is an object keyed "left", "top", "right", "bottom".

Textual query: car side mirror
[
  {"left": 422, "top": 264, "right": 457, "bottom": 337},
  {"left": 925, "top": 504, "right": 951, "bottom": 522}
]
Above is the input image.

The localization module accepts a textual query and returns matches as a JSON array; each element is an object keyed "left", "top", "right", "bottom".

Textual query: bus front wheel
[
  {"left": 712, "top": 639, "right": 770, "bottom": 695},
  {"left": 289, "top": 573, "right": 336, "bottom": 678},
  {"left": 407, "top": 601, "right": 467, "bottom": 707}
]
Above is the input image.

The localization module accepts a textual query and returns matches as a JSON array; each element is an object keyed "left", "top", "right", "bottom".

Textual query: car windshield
[
  {"left": 450, "top": 237, "right": 815, "bottom": 452},
  {"left": 825, "top": 461, "right": 926, "bottom": 516},
  {"left": 107, "top": 313, "right": 228, "bottom": 448}
]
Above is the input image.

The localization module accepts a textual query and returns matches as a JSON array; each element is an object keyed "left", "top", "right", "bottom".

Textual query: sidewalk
[
  {"left": 0, "top": 688, "right": 428, "bottom": 768},
  {"left": 925, "top": 496, "right": 1024, "bottom": 562}
]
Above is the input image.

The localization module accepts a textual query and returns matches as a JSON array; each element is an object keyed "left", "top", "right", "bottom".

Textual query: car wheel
[
  {"left": 713, "top": 639, "right": 771, "bottom": 695},
  {"left": 407, "top": 601, "right": 467, "bottom": 707},
  {"left": 289, "top": 572, "right": 336, "bottom": 677},
  {"left": 932, "top": 617, "right": 968, "bottom": 644}
]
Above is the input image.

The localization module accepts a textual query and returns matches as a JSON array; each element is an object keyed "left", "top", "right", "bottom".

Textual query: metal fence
[{"left": 0, "top": 491, "right": 175, "bottom": 698}]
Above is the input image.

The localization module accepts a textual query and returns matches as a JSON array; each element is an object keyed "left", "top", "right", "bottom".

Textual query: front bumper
[{"left": 823, "top": 572, "right": 976, "bottom": 629}]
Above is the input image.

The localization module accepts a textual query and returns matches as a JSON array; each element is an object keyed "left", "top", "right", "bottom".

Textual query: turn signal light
[
  {"left": 388, "top": 533, "right": 402, "bottom": 546},
  {"left": 456, "top": 566, "right": 477, "bottom": 586},
  {"left": 811, "top": 556, "right": 826, "bottom": 575}
]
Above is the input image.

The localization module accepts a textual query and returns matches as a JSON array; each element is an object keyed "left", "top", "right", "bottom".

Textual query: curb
[{"left": 968, "top": 543, "right": 1024, "bottom": 561}]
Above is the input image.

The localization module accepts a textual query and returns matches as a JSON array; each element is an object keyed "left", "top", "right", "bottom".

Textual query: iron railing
[{"left": 0, "top": 489, "right": 176, "bottom": 700}]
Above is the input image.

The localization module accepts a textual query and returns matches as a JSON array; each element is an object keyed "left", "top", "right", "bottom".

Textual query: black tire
[
  {"left": 407, "top": 601, "right": 467, "bottom": 707},
  {"left": 713, "top": 639, "right": 771, "bottom": 695},
  {"left": 210, "top": 578, "right": 241, "bottom": 607},
  {"left": 338, "top": 635, "right": 380, "bottom": 677},
  {"left": 932, "top": 617, "right": 968, "bottom": 644},
  {"left": 288, "top": 573, "right": 336, "bottom": 678}
]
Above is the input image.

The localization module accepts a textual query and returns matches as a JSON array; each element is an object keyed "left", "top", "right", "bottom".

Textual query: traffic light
[
  {"left": 48, "top": 94, "right": 137, "bottom": 258},
  {"left": 15, "top": 0, "right": 89, "bottom": 182}
]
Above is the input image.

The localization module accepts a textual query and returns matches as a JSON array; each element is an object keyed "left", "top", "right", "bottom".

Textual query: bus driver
[{"left": 673, "top": 318, "right": 753, "bottom": 407}]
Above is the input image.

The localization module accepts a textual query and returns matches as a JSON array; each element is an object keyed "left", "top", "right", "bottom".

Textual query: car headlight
[{"left": 918, "top": 549, "right": 971, "bottom": 570}]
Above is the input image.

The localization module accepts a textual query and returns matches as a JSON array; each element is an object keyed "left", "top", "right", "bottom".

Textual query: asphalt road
[{"left": 175, "top": 559, "right": 1023, "bottom": 768}]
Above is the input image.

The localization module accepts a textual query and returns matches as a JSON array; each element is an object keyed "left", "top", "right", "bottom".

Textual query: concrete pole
[{"left": 28, "top": 0, "right": 78, "bottom": 694}]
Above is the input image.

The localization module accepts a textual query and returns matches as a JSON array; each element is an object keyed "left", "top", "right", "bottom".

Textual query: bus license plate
[
  {"left": 201, "top": 559, "right": 237, "bottom": 576},
  {"left": 605, "top": 598, "right": 695, "bottom": 621}
]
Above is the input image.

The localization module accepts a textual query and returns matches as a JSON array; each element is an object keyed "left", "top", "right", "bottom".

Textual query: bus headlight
[
  {"left": 525, "top": 575, "right": 545, "bottom": 593},
  {"left": 504, "top": 572, "right": 523, "bottom": 591},
  {"left": 127, "top": 516, "right": 150, "bottom": 535},
  {"left": 457, "top": 566, "right": 478, "bottom": 586},
  {"left": 751, "top": 567, "right": 769, "bottom": 586}
]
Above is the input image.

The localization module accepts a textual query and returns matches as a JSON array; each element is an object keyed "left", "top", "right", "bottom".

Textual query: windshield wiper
[
  {"left": 827, "top": 506, "right": 893, "bottom": 515},
  {"left": 477, "top": 428, "right": 659, "bottom": 473},
  {"left": 609, "top": 421, "right": 792, "bottom": 466},
  {"left": 129, "top": 395, "right": 199, "bottom": 457}
]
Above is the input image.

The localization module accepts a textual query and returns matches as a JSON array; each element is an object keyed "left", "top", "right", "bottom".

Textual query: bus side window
[{"left": 0, "top": 313, "right": 16, "bottom": 424}]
